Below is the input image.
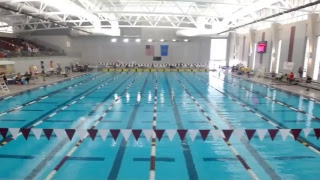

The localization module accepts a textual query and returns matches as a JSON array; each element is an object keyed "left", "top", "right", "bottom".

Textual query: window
[
  {"left": 210, "top": 39, "right": 227, "bottom": 69},
  {"left": 275, "top": 40, "right": 282, "bottom": 73}
]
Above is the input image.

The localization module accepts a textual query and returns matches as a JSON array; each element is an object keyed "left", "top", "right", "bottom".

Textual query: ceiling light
[
  {"left": 111, "top": 38, "right": 117, "bottom": 42},
  {"left": 123, "top": 39, "right": 129, "bottom": 43},
  {"left": 160, "top": 39, "right": 164, "bottom": 42},
  {"left": 184, "top": 39, "right": 189, "bottom": 42},
  {"left": 172, "top": 39, "right": 176, "bottom": 42},
  {"left": 148, "top": 39, "right": 153, "bottom": 42},
  {"left": 136, "top": 39, "right": 141, "bottom": 42}
]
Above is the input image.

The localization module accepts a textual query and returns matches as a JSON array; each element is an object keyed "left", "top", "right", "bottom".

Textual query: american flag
[{"left": 145, "top": 45, "right": 154, "bottom": 56}]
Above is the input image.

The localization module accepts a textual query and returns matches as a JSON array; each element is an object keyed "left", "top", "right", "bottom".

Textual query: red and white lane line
[
  {"left": 193, "top": 74, "right": 320, "bottom": 155},
  {"left": 45, "top": 74, "right": 142, "bottom": 180},
  {"left": 149, "top": 73, "right": 158, "bottom": 180},
  {"left": 173, "top": 75, "right": 259, "bottom": 180},
  {"left": 0, "top": 73, "right": 125, "bottom": 148}
]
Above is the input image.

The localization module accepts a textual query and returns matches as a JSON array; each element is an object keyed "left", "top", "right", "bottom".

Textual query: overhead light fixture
[
  {"left": 148, "top": 39, "right": 153, "bottom": 42},
  {"left": 135, "top": 39, "right": 141, "bottom": 42},
  {"left": 111, "top": 38, "right": 117, "bottom": 42},
  {"left": 184, "top": 39, "right": 189, "bottom": 42},
  {"left": 172, "top": 39, "right": 176, "bottom": 42},
  {"left": 123, "top": 39, "right": 129, "bottom": 43},
  {"left": 160, "top": 39, "right": 164, "bottom": 42}
]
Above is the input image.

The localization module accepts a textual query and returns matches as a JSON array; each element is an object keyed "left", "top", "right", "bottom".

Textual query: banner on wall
[
  {"left": 283, "top": 62, "right": 294, "bottom": 71},
  {"left": 160, "top": 45, "right": 169, "bottom": 56},
  {"left": 145, "top": 45, "right": 154, "bottom": 56}
]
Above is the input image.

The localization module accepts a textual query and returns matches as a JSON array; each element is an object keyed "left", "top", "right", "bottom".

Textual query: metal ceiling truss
[{"left": 0, "top": 0, "right": 319, "bottom": 34}]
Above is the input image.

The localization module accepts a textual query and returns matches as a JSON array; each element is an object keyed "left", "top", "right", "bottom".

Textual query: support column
[
  {"left": 270, "top": 23, "right": 281, "bottom": 72},
  {"left": 307, "top": 13, "right": 318, "bottom": 79},
  {"left": 226, "top": 32, "right": 237, "bottom": 67},
  {"left": 249, "top": 29, "right": 256, "bottom": 68}
]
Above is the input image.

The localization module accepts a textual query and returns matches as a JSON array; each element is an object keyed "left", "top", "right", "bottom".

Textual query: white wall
[
  {"left": 71, "top": 36, "right": 210, "bottom": 64},
  {"left": 235, "top": 20, "right": 311, "bottom": 74},
  {"left": 0, "top": 57, "right": 79, "bottom": 73}
]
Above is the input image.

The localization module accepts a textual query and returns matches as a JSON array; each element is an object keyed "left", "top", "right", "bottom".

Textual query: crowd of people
[{"left": 231, "top": 64, "right": 252, "bottom": 78}]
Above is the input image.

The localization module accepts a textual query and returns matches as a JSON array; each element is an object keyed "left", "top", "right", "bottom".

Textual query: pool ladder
[{"left": 0, "top": 78, "right": 10, "bottom": 93}]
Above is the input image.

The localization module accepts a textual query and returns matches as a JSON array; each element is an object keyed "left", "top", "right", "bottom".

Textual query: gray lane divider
[
  {"left": 24, "top": 72, "right": 136, "bottom": 180},
  {"left": 44, "top": 73, "right": 143, "bottom": 180},
  {"left": 149, "top": 73, "right": 157, "bottom": 180},
  {"left": 192, "top": 73, "right": 320, "bottom": 156},
  {"left": 178, "top": 73, "right": 280, "bottom": 180},
  {"left": 172, "top": 73, "right": 259, "bottom": 180},
  {"left": 0, "top": 72, "right": 105, "bottom": 117},
  {"left": 0, "top": 72, "right": 125, "bottom": 147},
  {"left": 0, "top": 73, "right": 92, "bottom": 100},
  {"left": 107, "top": 73, "right": 150, "bottom": 180},
  {"left": 228, "top": 73, "right": 320, "bottom": 104},
  {"left": 206, "top": 73, "right": 320, "bottom": 120}
]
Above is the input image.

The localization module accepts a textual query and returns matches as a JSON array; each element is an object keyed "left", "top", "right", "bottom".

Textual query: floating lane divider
[
  {"left": 107, "top": 73, "right": 150, "bottom": 180},
  {"left": 192, "top": 73, "right": 320, "bottom": 155},
  {"left": 44, "top": 73, "right": 143, "bottom": 180},
  {"left": 208, "top": 73, "right": 320, "bottom": 121},
  {"left": 228, "top": 73, "right": 320, "bottom": 105},
  {"left": 0, "top": 72, "right": 105, "bottom": 117},
  {"left": 102, "top": 68, "right": 209, "bottom": 73},
  {"left": 149, "top": 73, "right": 158, "bottom": 180},
  {"left": 178, "top": 73, "right": 280, "bottom": 179},
  {"left": 25, "top": 73, "right": 135, "bottom": 180},
  {"left": 0, "top": 72, "right": 92, "bottom": 101},
  {"left": 172, "top": 74, "right": 259, "bottom": 180},
  {"left": 0, "top": 72, "right": 125, "bottom": 147}
]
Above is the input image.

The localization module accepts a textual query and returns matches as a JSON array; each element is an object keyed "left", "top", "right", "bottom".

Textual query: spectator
[
  {"left": 298, "top": 66, "right": 304, "bottom": 78},
  {"left": 288, "top": 72, "right": 295, "bottom": 85}
]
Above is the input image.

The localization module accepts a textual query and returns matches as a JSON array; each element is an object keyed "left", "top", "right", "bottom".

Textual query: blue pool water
[{"left": 0, "top": 71, "right": 320, "bottom": 180}]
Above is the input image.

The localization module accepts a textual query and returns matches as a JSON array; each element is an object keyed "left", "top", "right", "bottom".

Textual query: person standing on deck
[{"left": 298, "top": 66, "right": 303, "bottom": 78}]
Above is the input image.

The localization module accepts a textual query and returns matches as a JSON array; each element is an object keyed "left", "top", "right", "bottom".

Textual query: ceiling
[{"left": 0, "top": 0, "right": 319, "bottom": 36}]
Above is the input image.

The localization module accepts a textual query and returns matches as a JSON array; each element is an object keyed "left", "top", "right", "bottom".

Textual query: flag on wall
[
  {"left": 160, "top": 45, "right": 169, "bottom": 56},
  {"left": 145, "top": 45, "right": 154, "bottom": 56}
]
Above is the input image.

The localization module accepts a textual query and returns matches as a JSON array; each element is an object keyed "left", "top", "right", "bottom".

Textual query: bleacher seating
[{"left": 0, "top": 37, "right": 65, "bottom": 58}]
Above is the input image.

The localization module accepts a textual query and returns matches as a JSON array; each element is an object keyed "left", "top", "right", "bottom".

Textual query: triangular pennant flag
[
  {"left": 177, "top": 129, "right": 187, "bottom": 140},
  {"left": 166, "top": 129, "right": 176, "bottom": 141},
  {"left": 75, "top": 129, "right": 87, "bottom": 140},
  {"left": 20, "top": 128, "right": 31, "bottom": 140},
  {"left": 132, "top": 129, "right": 142, "bottom": 141},
  {"left": 99, "top": 129, "right": 109, "bottom": 141},
  {"left": 65, "top": 129, "right": 76, "bottom": 140},
  {"left": 87, "top": 129, "right": 98, "bottom": 141},
  {"left": 303, "top": 128, "right": 312, "bottom": 137},
  {"left": 32, "top": 128, "right": 42, "bottom": 140},
  {"left": 268, "top": 129, "right": 279, "bottom": 141},
  {"left": 256, "top": 129, "right": 267, "bottom": 141},
  {"left": 143, "top": 129, "right": 153, "bottom": 142},
  {"left": 121, "top": 129, "right": 131, "bottom": 141},
  {"left": 0, "top": 128, "right": 8, "bottom": 139},
  {"left": 211, "top": 130, "right": 222, "bottom": 140},
  {"left": 245, "top": 129, "right": 256, "bottom": 141},
  {"left": 9, "top": 128, "right": 20, "bottom": 139},
  {"left": 43, "top": 129, "right": 53, "bottom": 140},
  {"left": 233, "top": 129, "right": 245, "bottom": 140},
  {"left": 314, "top": 129, "right": 320, "bottom": 139},
  {"left": 155, "top": 129, "right": 165, "bottom": 141},
  {"left": 291, "top": 129, "right": 302, "bottom": 140},
  {"left": 199, "top": 130, "right": 210, "bottom": 141},
  {"left": 110, "top": 129, "right": 120, "bottom": 141},
  {"left": 188, "top": 129, "right": 198, "bottom": 141},
  {"left": 222, "top": 130, "right": 233, "bottom": 141},
  {"left": 279, "top": 129, "right": 290, "bottom": 141},
  {"left": 54, "top": 129, "right": 66, "bottom": 140}
]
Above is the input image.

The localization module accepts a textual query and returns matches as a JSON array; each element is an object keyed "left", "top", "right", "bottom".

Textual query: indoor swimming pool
[{"left": 0, "top": 71, "right": 320, "bottom": 180}]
